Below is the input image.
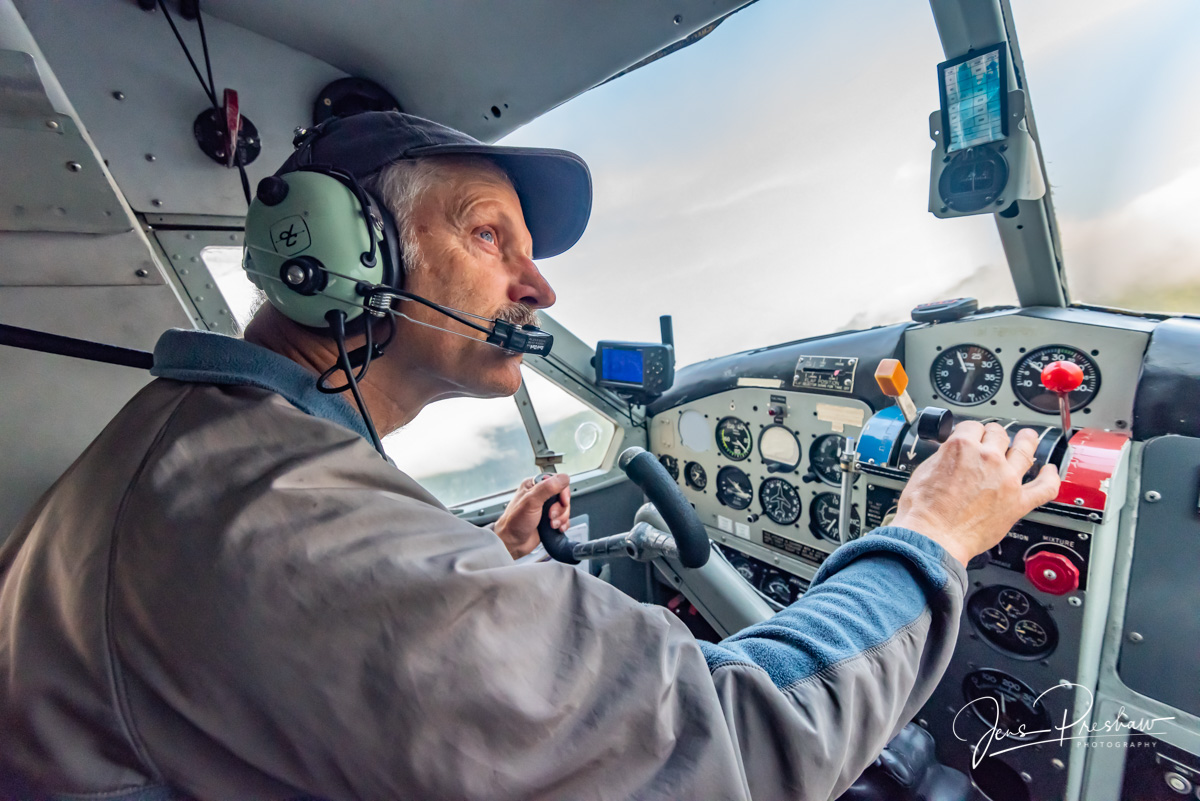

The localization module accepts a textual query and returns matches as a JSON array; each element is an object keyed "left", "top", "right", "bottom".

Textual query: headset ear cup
[{"left": 243, "top": 169, "right": 384, "bottom": 330}]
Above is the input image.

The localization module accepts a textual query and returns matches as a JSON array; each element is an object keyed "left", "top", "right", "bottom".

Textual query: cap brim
[{"left": 408, "top": 144, "right": 592, "bottom": 260}]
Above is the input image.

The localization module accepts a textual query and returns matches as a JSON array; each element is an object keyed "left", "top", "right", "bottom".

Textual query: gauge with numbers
[
  {"left": 962, "top": 670, "right": 1050, "bottom": 741},
  {"left": 658, "top": 454, "right": 679, "bottom": 481},
  {"left": 930, "top": 344, "right": 1003, "bottom": 405},
  {"left": 809, "top": 492, "right": 860, "bottom": 542},
  {"left": 1011, "top": 345, "right": 1100, "bottom": 413},
  {"left": 716, "top": 466, "right": 753, "bottom": 510},
  {"left": 715, "top": 416, "right": 753, "bottom": 461},
  {"left": 759, "top": 478, "right": 802, "bottom": 525},
  {"left": 684, "top": 461, "right": 707, "bottom": 491}
]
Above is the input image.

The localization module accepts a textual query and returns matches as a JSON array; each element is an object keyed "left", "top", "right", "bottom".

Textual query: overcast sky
[{"left": 501, "top": 0, "right": 1199, "bottom": 367}]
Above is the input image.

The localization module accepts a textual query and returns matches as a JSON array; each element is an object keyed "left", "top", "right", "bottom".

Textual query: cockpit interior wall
[{"left": 1132, "top": 317, "right": 1200, "bottom": 440}]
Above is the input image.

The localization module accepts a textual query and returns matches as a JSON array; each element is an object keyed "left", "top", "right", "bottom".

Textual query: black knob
[
  {"left": 256, "top": 175, "right": 290, "bottom": 206},
  {"left": 916, "top": 407, "right": 954, "bottom": 443},
  {"left": 278, "top": 256, "right": 327, "bottom": 296}
]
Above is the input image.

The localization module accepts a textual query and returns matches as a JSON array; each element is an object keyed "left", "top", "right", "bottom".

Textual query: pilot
[{"left": 0, "top": 112, "right": 1059, "bottom": 801}]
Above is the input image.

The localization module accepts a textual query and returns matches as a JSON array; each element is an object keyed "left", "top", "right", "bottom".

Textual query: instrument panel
[
  {"left": 905, "top": 309, "right": 1149, "bottom": 431},
  {"left": 650, "top": 387, "right": 873, "bottom": 580}
]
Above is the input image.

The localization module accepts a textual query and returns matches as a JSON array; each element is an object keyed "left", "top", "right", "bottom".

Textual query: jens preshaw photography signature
[{"left": 954, "top": 682, "right": 1175, "bottom": 767}]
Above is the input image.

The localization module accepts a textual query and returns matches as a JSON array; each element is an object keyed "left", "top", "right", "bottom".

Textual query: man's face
[{"left": 395, "top": 160, "right": 556, "bottom": 399}]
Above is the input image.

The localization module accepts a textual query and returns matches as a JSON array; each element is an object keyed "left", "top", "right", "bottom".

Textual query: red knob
[
  {"left": 1024, "top": 550, "right": 1080, "bottom": 595},
  {"left": 1041, "top": 360, "right": 1083, "bottom": 394}
]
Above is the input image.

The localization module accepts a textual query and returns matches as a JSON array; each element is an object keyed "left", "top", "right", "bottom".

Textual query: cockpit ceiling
[{"left": 195, "top": 0, "right": 752, "bottom": 141}]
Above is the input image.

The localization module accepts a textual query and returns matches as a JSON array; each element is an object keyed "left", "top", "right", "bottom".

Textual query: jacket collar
[{"left": 150, "top": 328, "right": 373, "bottom": 443}]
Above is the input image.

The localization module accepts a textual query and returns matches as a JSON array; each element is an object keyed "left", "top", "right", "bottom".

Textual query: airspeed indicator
[{"left": 716, "top": 417, "right": 753, "bottom": 461}]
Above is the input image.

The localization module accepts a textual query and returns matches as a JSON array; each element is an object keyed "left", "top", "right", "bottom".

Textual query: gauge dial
[
  {"left": 759, "top": 425, "right": 801, "bottom": 472},
  {"left": 809, "top": 434, "right": 850, "bottom": 486},
  {"left": 977, "top": 607, "right": 1010, "bottom": 634},
  {"left": 962, "top": 670, "right": 1050, "bottom": 741},
  {"left": 716, "top": 466, "right": 753, "bottom": 510},
  {"left": 809, "top": 492, "right": 860, "bottom": 542},
  {"left": 968, "top": 585, "right": 1058, "bottom": 659},
  {"left": 658, "top": 454, "right": 679, "bottom": 481},
  {"left": 1011, "top": 345, "right": 1101, "bottom": 413},
  {"left": 1014, "top": 620, "right": 1048, "bottom": 649},
  {"left": 684, "top": 461, "right": 707, "bottom": 491},
  {"left": 716, "top": 417, "right": 753, "bottom": 461},
  {"left": 931, "top": 344, "right": 1003, "bottom": 406},
  {"left": 759, "top": 478, "right": 802, "bottom": 525},
  {"left": 998, "top": 588, "right": 1030, "bottom": 617}
]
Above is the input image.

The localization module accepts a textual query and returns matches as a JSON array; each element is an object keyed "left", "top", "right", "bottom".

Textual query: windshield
[
  {"left": 501, "top": 0, "right": 1198, "bottom": 369},
  {"left": 500, "top": 0, "right": 1014, "bottom": 368},
  {"left": 1009, "top": 0, "right": 1200, "bottom": 314}
]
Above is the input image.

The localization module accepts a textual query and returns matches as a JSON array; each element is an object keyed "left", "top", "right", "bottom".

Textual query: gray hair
[{"left": 362, "top": 156, "right": 513, "bottom": 277}]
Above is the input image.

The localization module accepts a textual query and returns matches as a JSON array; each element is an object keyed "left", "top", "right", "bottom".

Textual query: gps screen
[{"left": 601, "top": 348, "right": 645, "bottom": 385}]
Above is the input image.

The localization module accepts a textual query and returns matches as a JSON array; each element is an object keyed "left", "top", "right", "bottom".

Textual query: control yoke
[{"left": 538, "top": 446, "right": 711, "bottom": 568}]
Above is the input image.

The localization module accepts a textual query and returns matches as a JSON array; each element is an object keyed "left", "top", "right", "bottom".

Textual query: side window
[
  {"left": 384, "top": 395, "right": 536, "bottom": 508},
  {"left": 384, "top": 367, "right": 618, "bottom": 508},
  {"left": 521, "top": 368, "right": 617, "bottom": 477}
]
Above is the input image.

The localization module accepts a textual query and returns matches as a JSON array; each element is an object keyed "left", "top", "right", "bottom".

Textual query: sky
[
  {"left": 210, "top": 0, "right": 1200, "bottom": 491},
  {"left": 499, "top": 0, "right": 1199, "bottom": 366}
]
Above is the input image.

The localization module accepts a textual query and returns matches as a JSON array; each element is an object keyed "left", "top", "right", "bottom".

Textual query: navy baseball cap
[{"left": 278, "top": 111, "right": 592, "bottom": 260}]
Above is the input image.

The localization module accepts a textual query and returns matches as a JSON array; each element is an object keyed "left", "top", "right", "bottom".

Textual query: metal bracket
[{"left": 513, "top": 379, "right": 563, "bottom": 473}]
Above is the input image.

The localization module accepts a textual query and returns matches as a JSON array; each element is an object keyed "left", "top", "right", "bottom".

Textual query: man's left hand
[{"left": 494, "top": 473, "right": 571, "bottom": 559}]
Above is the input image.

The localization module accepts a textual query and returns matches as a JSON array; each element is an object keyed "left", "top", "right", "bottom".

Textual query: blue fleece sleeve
[{"left": 700, "top": 526, "right": 954, "bottom": 689}]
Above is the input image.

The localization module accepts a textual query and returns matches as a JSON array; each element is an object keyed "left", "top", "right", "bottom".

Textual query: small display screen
[
  {"left": 601, "top": 347, "right": 645, "bottom": 385},
  {"left": 939, "top": 44, "right": 1007, "bottom": 153}
]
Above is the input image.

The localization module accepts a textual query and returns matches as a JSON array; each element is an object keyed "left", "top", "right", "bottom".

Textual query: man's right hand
[{"left": 890, "top": 422, "right": 1061, "bottom": 567}]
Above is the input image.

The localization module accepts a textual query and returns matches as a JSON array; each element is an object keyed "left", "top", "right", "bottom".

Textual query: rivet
[
  {"left": 1077, "top": 532, "right": 1089, "bottom": 541},
  {"left": 1128, "top": 631, "right": 1143, "bottom": 643},
  {"left": 145, "top": 153, "right": 156, "bottom": 162},
  {"left": 1058, "top": 679, "right": 1072, "bottom": 687},
  {"left": 939, "top": 206, "right": 948, "bottom": 213},
  {"left": 1073, "top": 497, "right": 1086, "bottom": 506},
  {"left": 673, "top": 14, "right": 682, "bottom": 24},
  {"left": 1020, "top": 772, "right": 1032, "bottom": 783},
  {"left": 65, "top": 161, "right": 82, "bottom": 172},
  {"left": 1144, "top": 490, "right": 1161, "bottom": 503},
  {"left": 135, "top": 268, "right": 149, "bottom": 278},
  {"left": 194, "top": 296, "right": 204, "bottom": 302},
  {"left": 46, "top": 120, "right": 59, "bottom": 129},
  {"left": 112, "top": 91, "right": 125, "bottom": 101},
  {"left": 323, "top": 97, "right": 332, "bottom": 106},
  {"left": 1051, "top": 759, "right": 1064, "bottom": 770},
  {"left": 185, "top": 233, "right": 194, "bottom": 240},
  {"left": 151, "top": 199, "right": 163, "bottom": 207},
  {"left": 917, "top": 719, "right": 928, "bottom": 728},
  {"left": 1068, "top": 596, "right": 1081, "bottom": 607}
]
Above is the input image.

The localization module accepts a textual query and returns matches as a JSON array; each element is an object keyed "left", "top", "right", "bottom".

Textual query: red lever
[
  {"left": 223, "top": 88, "right": 240, "bottom": 168},
  {"left": 1042, "top": 361, "right": 1083, "bottom": 394},
  {"left": 1024, "top": 550, "right": 1079, "bottom": 595},
  {"left": 1041, "top": 360, "right": 1083, "bottom": 433}
]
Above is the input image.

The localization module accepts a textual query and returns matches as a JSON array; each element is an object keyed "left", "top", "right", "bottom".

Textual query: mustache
[{"left": 494, "top": 303, "right": 540, "bottom": 328}]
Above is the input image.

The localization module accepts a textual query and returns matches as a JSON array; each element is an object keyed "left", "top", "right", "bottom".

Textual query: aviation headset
[{"left": 242, "top": 121, "right": 561, "bottom": 456}]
